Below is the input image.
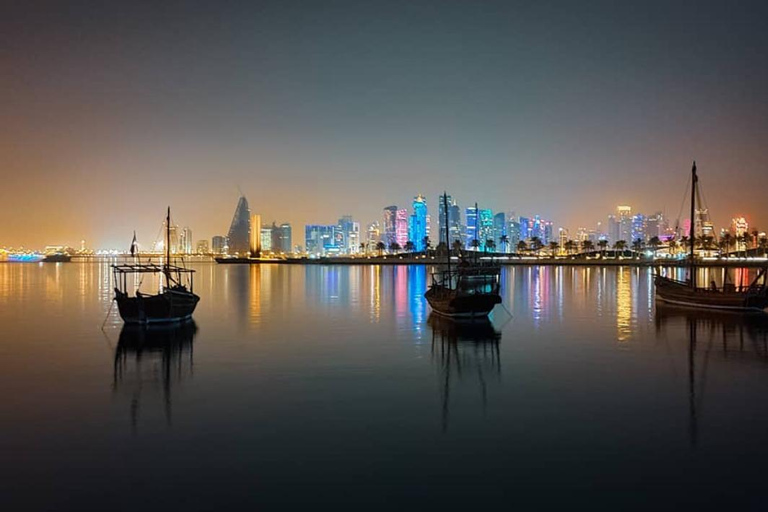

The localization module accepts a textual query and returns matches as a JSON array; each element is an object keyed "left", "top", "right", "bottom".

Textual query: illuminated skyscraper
[
  {"left": 179, "top": 226, "right": 193, "bottom": 254},
  {"left": 449, "top": 203, "right": 462, "bottom": 246},
  {"left": 337, "top": 215, "right": 359, "bottom": 254},
  {"left": 276, "top": 223, "right": 292, "bottom": 253},
  {"left": 507, "top": 217, "right": 521, "bottom": 249},
  {"left": 465, "top": 205, "right": 478, "bottom": 249},
  {"left": 409, "top": 195, "right": 428, "bottom": 251},
  {"left": 616, "top": 206, "right": 632, "bottom": 243},
  {"left": 260, "top": 227, "right": 272, "bottom": 252},
  {"left": 395, "top": 209, "right": 408, "bottom": 247},
  {"left": 366, "top": 222, "right": 380, "bottom": 249},
  {"left": 631, "top": 214, "right": 646, "bottom": 243},
  {"left": 196, "top": 240, "right": 209, "bottom": 254},
  {"left": 438, "top": 194, "right": 453, "bottom": 245},
  {"left": 212, "top": 235, "right": 227, "bottom": 255},
  {"left": 250, "top": 214, "right": 262, "bottom": 256},
  {"left": 731, "top": 217, "right": 748, "bottom": 237},
  {"left": 479, "top": 209, "right": 493, "bottom": 248},
  {"left": 492, "top": 212, "right": 506, "bottom": 252},
  {"left": 383, "top": 206, "right": 398, "bottom": 247},
  {"left": 227, "top": 196, "right": 251, "bottom": 256},
  {"left": 305, "top": 225, "right": 336, "bottom": 255}
]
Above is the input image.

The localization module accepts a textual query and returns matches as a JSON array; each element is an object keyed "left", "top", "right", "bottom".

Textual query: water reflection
[
  {"left": 429, "top": 314, "right": 501, "bottom": 432},
  {"left": 113, "top": 321, "right": 197, "bottom": 432},
  {"left": 655, "top": 304, "right": 768, "bottom": 446}
]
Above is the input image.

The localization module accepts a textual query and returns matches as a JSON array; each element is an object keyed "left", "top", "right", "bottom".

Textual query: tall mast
[
  {"left": 166, "top": 206, "right": 171, "bottom": 281},
  {"left": 444, "top": 192, "right": 451, "bottom": 279},
  {"left": 689, "top": 162, "right": 697, "bottom": 289}
]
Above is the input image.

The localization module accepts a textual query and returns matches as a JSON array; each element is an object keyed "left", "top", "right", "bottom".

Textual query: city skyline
[{"left": 2, "top": 1, "right": 768, "bottom": 247}]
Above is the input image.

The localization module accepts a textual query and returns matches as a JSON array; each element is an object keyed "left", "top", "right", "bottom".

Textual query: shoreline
[{"left": 215, "top": 257, "right": 768, "bottom": 268}]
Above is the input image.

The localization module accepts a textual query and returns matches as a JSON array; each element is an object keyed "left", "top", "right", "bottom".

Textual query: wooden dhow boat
[
  {"left": 112, "top": 208, "right": 200, "bottom": 324},
  {"left": 654, "top": 162, "right": 768, "bottom": 313},
  {"left": 425, "top": 193, "right": 502, "bottom": 319}
]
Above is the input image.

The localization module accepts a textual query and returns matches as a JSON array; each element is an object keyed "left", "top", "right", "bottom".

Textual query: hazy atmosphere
[{"left": 2, "top": 0, "right": 767, "bottom": 247}]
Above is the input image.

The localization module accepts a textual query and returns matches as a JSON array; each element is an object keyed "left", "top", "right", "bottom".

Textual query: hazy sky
[{"left": 2, "top": 0, "right": 767, "bottom": 248}]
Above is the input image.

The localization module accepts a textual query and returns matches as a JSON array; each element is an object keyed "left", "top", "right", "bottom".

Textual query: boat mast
[
  {"left": 165, "top": 206, "right": 171, "bottom": 287},
  {"left": 444, "top": 192, "right": 451, "bottom": 279},
  {"left": 689, "top": 161, "right": 697, "bottom": 289}
]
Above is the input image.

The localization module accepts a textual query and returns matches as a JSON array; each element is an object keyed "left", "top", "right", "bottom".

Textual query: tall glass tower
[
  {"left": 227, "top": 195, "right": 251, "bottom": 255},
  {"left": 410, "top": 195, "right": 428, "bottom": 251}
]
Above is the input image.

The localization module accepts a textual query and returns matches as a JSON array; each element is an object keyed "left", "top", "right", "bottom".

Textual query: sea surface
[{"left": 2, "top": 261, "right": 768, "bottom": 510}]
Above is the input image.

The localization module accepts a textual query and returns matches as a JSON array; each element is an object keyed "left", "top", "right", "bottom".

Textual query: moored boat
[
  {"left": 42, "top": 253, "right": 72, "bottom": 263},
  {"left": 654, "top": 162, "right": 768, "bottom": 313},
  {"left": 425, "top": 193, "right": 502, "bottom": 319},
  {"left": 111, "top": 208, "right": 200, "bottom": 324}
]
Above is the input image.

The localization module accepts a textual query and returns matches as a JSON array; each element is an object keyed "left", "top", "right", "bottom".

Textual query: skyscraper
[
  {"left": 211, "top": 235, "right": 227, "bottom": 255},
  {"left": 227, "top": 196, "right": 251, "bottom": 255},
  {"left": 395, "top": 209, "right": 408, "bottom": 247},
  {"left": 507, "top": 216, "right": 520, "bottom": 249},
  {"left": 409, "top": 195, "right": 428, "bottom": 251},
  {"left": 465, "top": 205, "right": 478, "bottom": 249},
  {"left": 383, "top": 206, "right": 398, "bottom": 247},
  {"left": 180, "top": 226, "right": 193, "bottom": 254},
  {"left": 493, "top": 212, "right": 506, "bottom": 251},
  {"left": 250, "top": 214, "right": 262, "bottom": 256},
  {"left": 616, "top": 206, "right": 632, "bottom": 244},
  {"left": 478, "top": 209, "right": 493, "bottom": 249},
  {"left": 277, "top": 223, "right": 292, "bottom": 254},
  {"left": 449, "top": 203, "right": 462, "bottom": 246},
  {"left": 305, "top": 225, "right": 336, "bottom": 255},
  {"left": 260, "top": 227, "right": 272, "bottom": 252},
  {"left": 438, "top": 194, "right": 452, "bottom": 245}
]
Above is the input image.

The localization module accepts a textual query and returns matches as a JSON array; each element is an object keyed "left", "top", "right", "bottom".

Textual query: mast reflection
[
  {"left": 655, "top": 305, "right": 768, "bottom": 447},
  {"left": 113, "top": 321, "right": 197, "bottom": 432},
  {"left": 429, "top": 314, "right": 501, "bottom": 433}
]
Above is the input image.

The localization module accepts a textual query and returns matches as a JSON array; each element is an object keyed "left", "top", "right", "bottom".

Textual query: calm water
[{"left": 2, "top": 262, "right": 768, "bottom": 510}]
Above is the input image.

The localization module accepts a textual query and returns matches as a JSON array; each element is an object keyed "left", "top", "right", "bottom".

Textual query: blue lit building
[
  {"left": 479, "top": 209, "right": 493, "bottom": 249},
  {"left": 409, "top": 195, "right": 428, "bottom": 251},
  {"left": 493, "top": 212, "right": 506, "bottom": 251},
  {"left": 305, "top": 225, "right": 336, "bottom": 255},
  {"left": 519, "top": 216, "right": 530, "bottom": 240},
  {"left": 465, "top": 206, "right": 478, "bottom": 249}
]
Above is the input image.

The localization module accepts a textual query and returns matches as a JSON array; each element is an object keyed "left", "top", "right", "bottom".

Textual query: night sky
[{"left": 2, "top": 0, "right": 767, "bottom": 248}]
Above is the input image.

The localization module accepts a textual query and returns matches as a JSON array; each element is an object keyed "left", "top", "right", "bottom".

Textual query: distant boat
[
  {"left": 654, "top": 162, "right": 768, "bottom": 313},
  {"left": 42, "top": 253, "right": 72, "bottom": 263},
  {"left": 425, "top": 193, "right": 502, "bottom": 319},
  {"left": 111, "top": 208, "right": 200, "bottom": 324}
]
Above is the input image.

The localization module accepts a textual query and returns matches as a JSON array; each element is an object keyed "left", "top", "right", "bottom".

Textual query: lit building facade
[
  {"left": 383, "top": 206, "right": 398, "bottom": 247},
  {"left": 409, "top": 195, "right": 428, "bottom": 251}
]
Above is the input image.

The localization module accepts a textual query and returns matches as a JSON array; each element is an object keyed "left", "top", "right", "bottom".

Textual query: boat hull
[
  {"left": 425, "top": 285, "right": 501, "bottom": 318},
  {"left": 115, "top": 289, "right": 200, "bottom": 324},
  {"left": 654, "top": 276, "right": 768, "bottom": 313}
]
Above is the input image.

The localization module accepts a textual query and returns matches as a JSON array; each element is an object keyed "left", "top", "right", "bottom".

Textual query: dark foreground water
[{"left": 2, "top": 262, "right": 768, "bottom": 511}]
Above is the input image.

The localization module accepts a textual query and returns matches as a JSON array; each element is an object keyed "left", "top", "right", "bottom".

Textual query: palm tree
[
  {"left": 680, "top": 236, "right": 690, "bottom": 255},
  {"left": 548, "top": 241, "right": 559, "bottom": 257},
  {"left": 721, "top": 233, "right": 733, "bottom": 257},
  {"left": 485, "top": 239, "right": 496, "bottom": 254},
  {"left": 564, "top": 240, "right": 576, "bottom": 256},
  {"left": 404, "top": 241, "right": 415, "bottom": 254},
  {"left": 389, "top": 242, "right": 401, "bottom": 254},
  {"left": 359, "top": 242, "right": 366, "bottom": 255},
  {"left": 597, "top": 239, "right": 609, "bottom": 256},
  {"left": 530, "top": 237, "right": 543, "bottom": 255},
  {"left": 435, "top": 242, "right": 447, "bottom": 259},
  {"left": 613, "top": 240, "right": 627, "bottom": 254},
  {"left": 631, "top": 238, "right": 644, "bottom": 256},
  {"left": 470, "top": 239, "right": 480, "bottom": 252},
  {"left": 759, "top": 235, "right": 768, "bottom": 257},
  {"left": 581, "top": 240, "right": 595, "bottom": 255},
  {"left": 668, "top": 239, "right": 678, "bottom": 256},
  {"left": 499, "top": 235, "right": 509, "bottom": 253},
  {"left": 737, "top": 233, "right": 750, "bottom": 254},
  {"left": 452, "top": 239, "right": 463, "bottom": 257},
  {"left": 648, "top": 236, "right": 661, "bottom": 258},
  {"left": 516, "top": 240, "right": 528, "bottom": 256},
  {"left": 375, "top": 241, "right": 386, "bottom": 256},
  {"left": 422, "top": 236, "right": 431, "bottom": 255}
]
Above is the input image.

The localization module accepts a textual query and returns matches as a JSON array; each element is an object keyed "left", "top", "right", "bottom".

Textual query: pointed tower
[{"left": 227, "top": 196, "right": 251, "bottom": 256}]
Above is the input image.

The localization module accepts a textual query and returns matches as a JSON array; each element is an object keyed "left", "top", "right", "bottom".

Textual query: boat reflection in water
[
  {"left": 428, "top": 314, "right": 501, "bottom": 432},
  {"left": 113, "top": 321, "right": 197, "bottom": 432},
  {"left": 655, "top": 304, "right": 768, "bottom": 446}
]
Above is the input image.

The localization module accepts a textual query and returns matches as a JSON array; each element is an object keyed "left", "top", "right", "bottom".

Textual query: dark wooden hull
[
  {"left": 654, "top": 275, "right": 768, "bottom": 313},
  {"left": 115, "top": 289, "right": 200, "bottom": 324},
  {"left": 42, "top": 254, "right": 72, "bottom": 262},
  {"left": 425, "top": 285, "right": 501, "bottom": 318}
]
